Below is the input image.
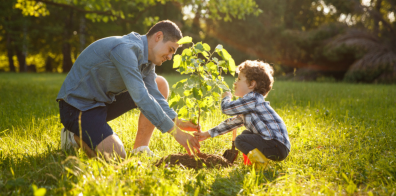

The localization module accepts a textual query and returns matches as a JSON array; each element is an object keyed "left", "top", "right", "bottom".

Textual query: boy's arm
[
  {"left": 208, "top": 115, "right": 244, "bottom": 137},
  {"left": 221, "top": 92, "right": 257, "bottom": 116}
]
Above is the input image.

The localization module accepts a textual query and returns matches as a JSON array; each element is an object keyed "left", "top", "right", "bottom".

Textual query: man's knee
[
  {"left": 156, "top": 75, "right": 169, "bottom": 99},
  {"left": 96, "top": 135, "right": 126, "bottom": 159}
]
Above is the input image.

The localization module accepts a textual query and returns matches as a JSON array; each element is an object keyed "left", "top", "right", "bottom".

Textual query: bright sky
[{"left": 361, "top": 0, "right": 371, "bottom": 6}]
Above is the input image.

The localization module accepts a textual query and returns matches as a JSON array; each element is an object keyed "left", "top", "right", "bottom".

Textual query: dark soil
[{"left": 155, "top": 153, "right": 233, "bottom": 169}]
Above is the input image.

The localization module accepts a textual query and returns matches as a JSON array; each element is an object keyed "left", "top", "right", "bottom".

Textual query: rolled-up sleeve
[{"left": 110, "top": 44, "right": 174, "bottom": 133}]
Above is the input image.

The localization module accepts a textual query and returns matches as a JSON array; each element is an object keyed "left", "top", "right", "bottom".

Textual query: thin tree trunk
[
  {"left": 6, "top": 33, "right": 16, "bottom": 72},
  {"left": 45, "top": 56, "right": 53, "bottom": 72},
  {"left": 79, "top": 15, "right": 86, "bottom": 53},
  {"left": 62, "top": 9, "right": 74, "bottom": 73},
  {"left": 15, "top": 47, "right": 26, "bottom": 73},
  {"left": 373, "top": 0, "right": 382, "bottom": 35}
]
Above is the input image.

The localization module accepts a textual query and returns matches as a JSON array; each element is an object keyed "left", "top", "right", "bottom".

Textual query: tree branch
[
  {"left": 35, "top": 0, "right": 114, "bottom": 16},
  {"left": 31, "top": 0, "right": 150, "bottom": 24}
]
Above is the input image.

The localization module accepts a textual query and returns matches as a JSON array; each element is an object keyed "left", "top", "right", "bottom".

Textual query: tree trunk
[
  {"left": 15, "top": 47, "right": 26, "bottom": 73},
  {"left": 6, "top": 33, "right": 16, "bottom": 72},
  {"left": 45, "top": 56, "right": 53, "bottom": 72},
  {"left": 79, "top": 15, "right": 86, "bottom": 53},
  {"left": 62, "top": 9, "right": 74, "bottom": 73},
  {"left": 373, "top": 0, "right": 382, "bottom": 35}
]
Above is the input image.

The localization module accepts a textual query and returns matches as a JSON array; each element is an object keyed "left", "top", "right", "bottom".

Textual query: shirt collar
[{"left": 141, "top": 35, "right": 149, "bottom": 65}]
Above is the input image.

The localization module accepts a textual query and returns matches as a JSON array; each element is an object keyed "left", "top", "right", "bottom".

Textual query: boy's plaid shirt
[{"left": 208, "top": 91, "right": 291, "bottom": 151}]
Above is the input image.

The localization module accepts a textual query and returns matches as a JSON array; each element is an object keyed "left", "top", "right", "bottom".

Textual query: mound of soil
[{"left": 155, "top": 153, "right": 233, "bottom": 169}]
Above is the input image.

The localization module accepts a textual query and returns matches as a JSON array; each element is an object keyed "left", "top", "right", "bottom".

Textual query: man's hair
[
  {"left": 146, "top": 20, "right": 182, "bottom": 42},
  {"left": 236, "top": 60, "right": 274, "bottom": 97}
]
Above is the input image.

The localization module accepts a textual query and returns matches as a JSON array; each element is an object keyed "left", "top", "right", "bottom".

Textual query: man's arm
[
  {"left": 143, "top": 69, "right": 177, "bottom": 120},
  {"left": 144, "top": 70, "right": 200, "bottom": 132},
  {"left": 110, "top": 44, "right": 174, "bottom": 133}
]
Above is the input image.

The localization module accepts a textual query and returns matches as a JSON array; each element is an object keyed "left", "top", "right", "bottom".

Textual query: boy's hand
[
  {"left": 193, "top": 131, "right": 211, "bottom": 142},
  {"left": 222, "top": 91, "right": 232, "bottom": 98}
]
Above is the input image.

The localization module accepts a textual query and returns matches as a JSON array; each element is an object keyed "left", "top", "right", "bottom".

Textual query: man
[{"left": 57, "top": 20, "right": 200, "bottom": 159}]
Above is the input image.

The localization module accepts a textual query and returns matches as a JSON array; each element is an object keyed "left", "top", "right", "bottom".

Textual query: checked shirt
[{"left": 208, "top": 91, "right": 291, "bottom": 151}]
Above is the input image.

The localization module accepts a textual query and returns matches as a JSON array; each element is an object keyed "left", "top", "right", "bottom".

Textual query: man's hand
[
  {"left": 175, "top": 118, "right": 201, "bottom": 132},
  {"left": 222, "top": 91, "right": 232, "bottom": 99},
  {"left": 169, "top": 126, "right": 200, "bottom": 155},
  {"left": 193, "top": 131, "right": 211, "bottom": 142}
]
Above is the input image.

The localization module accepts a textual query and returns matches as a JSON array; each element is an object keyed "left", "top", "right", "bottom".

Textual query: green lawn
[{"left": 0, "top": 73, "right": 395, "bottom": 195}]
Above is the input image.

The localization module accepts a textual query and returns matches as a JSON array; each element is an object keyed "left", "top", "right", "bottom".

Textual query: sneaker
[
  {"left": 61, "top": 128, "right": 78, "bottom": 150},
  {"left": 131, "top": 146, "right": 155, "bottom": 157}
]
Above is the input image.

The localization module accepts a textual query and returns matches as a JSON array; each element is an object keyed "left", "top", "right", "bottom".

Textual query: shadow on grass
[
  {"left": 208, "top": 164, "right": 283, "bottom": 195},
  {"left": 0, "top": 146, "right": 79, "bottom": 195}
]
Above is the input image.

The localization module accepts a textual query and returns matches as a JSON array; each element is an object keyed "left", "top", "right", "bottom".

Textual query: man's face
[{"left": 151, "top": 38, "right": 179, "bottom": 66}]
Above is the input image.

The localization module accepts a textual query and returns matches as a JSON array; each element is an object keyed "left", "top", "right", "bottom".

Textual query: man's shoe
[
  {"left": 247, "top": 148, "right": 270, "bottom": 170},
  {"left": 131, "top": 146, "right": 155, "bottom": 157},
  {"left": 61, "top": 128, "right": 78, "bottom": 150}
]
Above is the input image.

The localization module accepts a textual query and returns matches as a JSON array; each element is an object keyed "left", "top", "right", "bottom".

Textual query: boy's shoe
[
  {"left": 131, "top": 146, "right": 155, "bottom": 157},
  {"left": 247, "top": 148, "right": 270, "bottom": 170},
  {"left": 61, "top": 128, "right": 78, "bottom": 150}
]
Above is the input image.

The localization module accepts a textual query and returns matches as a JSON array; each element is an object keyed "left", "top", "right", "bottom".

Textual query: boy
[{"left": 194, "top": 60, "right": 291, "bottom": 169}]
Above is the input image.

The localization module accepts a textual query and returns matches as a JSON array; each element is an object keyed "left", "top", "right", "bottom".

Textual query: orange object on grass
[{"left": 243, "top": 153, "right": 252, "bottom": 165}]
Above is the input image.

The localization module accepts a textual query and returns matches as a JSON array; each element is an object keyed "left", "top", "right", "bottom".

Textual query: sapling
[{"left": 169, "top": 36, "right": 236, "bottom": 129}]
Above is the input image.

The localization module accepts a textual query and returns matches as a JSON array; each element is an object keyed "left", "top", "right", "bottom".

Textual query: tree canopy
[{"left": 1, "top": 0, "right": 395, "bottom": 83}]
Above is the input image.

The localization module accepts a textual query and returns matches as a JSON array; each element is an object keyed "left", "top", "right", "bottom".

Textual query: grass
[{"left": 0, "top": 72, "right": 395, "bottom": 195}]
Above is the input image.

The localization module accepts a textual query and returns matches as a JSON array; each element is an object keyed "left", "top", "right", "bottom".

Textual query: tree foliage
[
  {"left": 169, "top": 37, "right": 235, "bottom": 125},
  {"left": 204, "top": 0, "right": 396, "bottom": 83}
]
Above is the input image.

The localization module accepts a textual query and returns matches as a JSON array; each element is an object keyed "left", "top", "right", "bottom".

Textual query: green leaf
[
  {"left": 182, "top": 49, "right": 192, "bottom": 57},
  {"left": 103, "top": 16, "right": 109, "bottom": 23},
  {"left": 212, "top": 57, "right": 219, "bottom": 63},
  {"left": 183, "top": 89, "right": 192, "bottom": 96},
  {"left": 191, "top": 58, "right": 200, "bottom": 68},
  {"left": 202, "top": 51, "right": 209, "bottom": 59},
  {"left": 221, "top": 48, "right": 232, "bottom": 60},
  {"left": 32, "top": 184, "right": 46, "bottom": 196},
  {"left": 178, "top": 106, "right": 188, "bottom": 118},
  {"left": 203, "top": 43, "right": 211, "bottom": 51},
  {"left": 205, "top": 83, "right": 212, "bottom": 91},
  {"left": 192, "top": 87, "right": 202, "bottom": 99},
  {"left": 206, "top": 61, "right": 217, "bottom": 73},
  {"left": 173, "top": 54, "right": 182, "bottom": 68},
  {"left": 213, "top": 92, "right": 220, "bottom": 101},
  {"left": 228, "top": 58, "right": 236, "bottom": 76},
  {"left": 194, "top": 43, "right": 204, "bottom": 53},
  {"left": 177, "top": 36, "right": 193, "bottom": 44},
  {"left": 218, "top": 60, "right": 227, "bottom": 69},
  {"left": 186, "top": 98, "right": 195, "bottom": 108},
  {"left": 215, "top": 44, "right": 223, "bottom": 53},
  {"left": 169, "top": 93, "right": 180, "bottom": 108},
  {"left": 191, "top": 118, "right": 198, "bottom": 125},
  {"left": 172, "top": 79, "right": 187, "bottom": 89},
  {"left": 218, "top": 83, "right": 230, "bottom": 91}
]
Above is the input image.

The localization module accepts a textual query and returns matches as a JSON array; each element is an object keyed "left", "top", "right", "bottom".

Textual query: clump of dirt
[{"left": 155, "top": 153, "right": 233, "bottom": 169}]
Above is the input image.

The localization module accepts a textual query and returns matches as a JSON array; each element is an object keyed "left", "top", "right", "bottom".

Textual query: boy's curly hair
[{"left": 236, "top": 60, "right": 274, "bottom": 97}]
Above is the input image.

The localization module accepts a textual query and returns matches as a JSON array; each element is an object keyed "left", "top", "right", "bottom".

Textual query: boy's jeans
[{"left": 235, "top": 130, "right": 289, "bottom": 161}]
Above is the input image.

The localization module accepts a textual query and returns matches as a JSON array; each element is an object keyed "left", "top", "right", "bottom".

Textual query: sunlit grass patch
[{"left": 0, "top": 73, "right": 395, "bottom": 195}]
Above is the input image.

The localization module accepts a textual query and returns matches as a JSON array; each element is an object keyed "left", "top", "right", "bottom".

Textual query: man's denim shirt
[{"left": 57, "top": 32, "right": 176, "bottom": 133}]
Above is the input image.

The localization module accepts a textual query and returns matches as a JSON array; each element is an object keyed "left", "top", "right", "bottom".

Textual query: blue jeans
[
  {"left": 234, "top": 130, "right": 289, "bottom": 161},
  {"left": 59, "top": 92, "right": 137, "bottom": 150}
]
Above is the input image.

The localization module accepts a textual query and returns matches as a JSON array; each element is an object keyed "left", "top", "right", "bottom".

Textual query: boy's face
[{"left": 234, "top": 72, "right": 255, "bottom": 97}]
